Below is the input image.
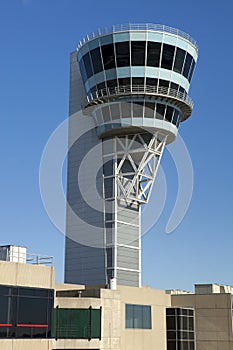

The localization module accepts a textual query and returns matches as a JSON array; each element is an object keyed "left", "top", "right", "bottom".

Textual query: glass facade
[
  {"left": 0, "top": 284, "right": 53, "bottom": 338},
  {"left": 78, "top": 36, "right": 196, "bottom": 100},
  {"left": 166, "top": 308, "right": 195, "bottom": 350},
  {"left": 93, "top": 100, "right": 181, "bottom": 127},
  {"left": 125, "top": 304, "right": 152, "bottom": 329},
  {"left": 53, "top": 307, "right": 101, "bottom": 339}
]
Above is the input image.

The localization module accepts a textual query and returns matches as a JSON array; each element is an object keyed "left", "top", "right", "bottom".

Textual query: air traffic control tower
[{"left": 65, "top": 24, "right": 198, "bottom": 287}]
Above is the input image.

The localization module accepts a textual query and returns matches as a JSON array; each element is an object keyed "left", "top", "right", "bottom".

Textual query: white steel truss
[{"left": 113, "top": 132, "right": 167, "bottom": 204}]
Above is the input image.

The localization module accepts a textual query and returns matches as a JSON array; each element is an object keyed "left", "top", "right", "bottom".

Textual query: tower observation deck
[{"left": 65, "top": 24, "right": 198, "bottom": 287}]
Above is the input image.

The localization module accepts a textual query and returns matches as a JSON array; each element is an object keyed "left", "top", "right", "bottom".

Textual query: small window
[
  {"left": 170, "top": 82, "right": 179, "bottom": 92},
  {"left": 131, "top": 41, "right": 146, "bottom": 66},
  {"left": 107, "top": 79, "right": 118, "bottom": 89},
  {"left": 146, "top": 77, "right": 158, "bottom": 86},
  {"left": 147, "top": 42, "right": 161, "bottom": 67},
  {"left": 110, "top": 103, "right": 120, "bottom": 120},
  {"left": 90, "top": 47, "right": 103, "bottom": 74},
  {"left": 156, "top": 104, "right": 166, "bottom": 119},
  {"left": 161, "top": 44, "right": 175, "bottom": 70},
  {"left": 102, "top": 105, "right": 111, "bottom": 122},
  {"left": 165, "top": 106, "right": 174, "bottom": 122},
  {"left": 121, "top": 101, "right": 132, "bottom": 118},
  {"left": 79, "top": 57, "right": 87, "bottom": 82},
  {"left": 172, "top": 109, "right": 181, "bottom": 126},
  {"left": 188, "top": 59, "right": 196, "bottom": 82},
  {"left": 166, "top": 308, "right": 195, "bottom": 350},
  {"left": 167, "top": 342, "right": 176, "bottom": 350},
  {"left": 144, "top": 102, "right": 155, "bottom": 118},
  {"left": 115, "top": 41, "right": 130, "bottom": 67},
  {"left": 166, "top": 316, "right": 176, "bottom": 330},
  {"left": 183, "top": 52, "right": 193, "bottom": 78},
  {"left": 125, "top": 304, "right": 152, "bottom": 329},
  {"left": 173, "top": 48, "right": 186, "bottom": 74},
  {"left": 159, "top": 79, "right": 169, "bottom": 89},
  {"left": 118, "top": 77, "right": 130, "bottom": 87},
  {"left": 101, "top": 43, "right": 116, "bottom": 70},
  {"left": 83, "top": 52, "right": 93, "bottom": 78},
  {"left": 133, "top": 102, "right": 144, "bottom": 118},
  {"left": 132, "top": 77, "right": 144, "bottom": 85},
  {"left": 97, "top": 82, "right": 106, "bottom": 92},
  {"left": 179, "top": 86, "right": 185, "bottom": 94}
]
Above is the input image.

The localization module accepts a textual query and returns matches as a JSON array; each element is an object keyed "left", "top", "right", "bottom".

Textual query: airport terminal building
[{"left": 0, "top": 247, "right": 233, "bottom": 350}]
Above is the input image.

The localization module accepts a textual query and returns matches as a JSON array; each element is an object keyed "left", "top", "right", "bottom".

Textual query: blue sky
[{"left": 0, "top": 0, "right": 232, "bottom": 291}]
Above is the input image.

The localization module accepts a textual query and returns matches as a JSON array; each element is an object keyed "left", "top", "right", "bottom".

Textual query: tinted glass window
[
  {"left": 142, "top": 305, "right": 151, "bottom": 329},
  {"left": 173, "top": 48, "right": 186, "bottom": 74},
  {"left": 183, "top": 52, "right": 193, "bottom": 78},
  {"left": 118, "top": 77, "right": 130, "bottom": 86},
  {"left": 97, "top": 82, "right": 106, "bottom": 91},
  {"left": 79, "top": 57, "right": 87, "bottom": 82},
  {"left": 167, "top": 342, "right": 176, "bottom": 350},
  {"left": 166, "top": 316, "right": 176, "bottom": 329},
  {"left": 90, "top": 47, "right": 103, "bottom": 74},
  {"left": 107, "top": 247, "right": 113, "bottom": 267},
  {"left": 115, "top": 41, "right": 130, "bottom": 67},
  {"left": 133, "top": 102, "right": 144, "bottom": 118},
  {"left": 18, "top": 287, "right": 50, "bottom": 298},
  {"left": 121, "top": 101, "right": 132, "bottom": 118},
  {"left": 102, "top": 105, "right": 111, "bottom": 122},
  {"left": 161, "top": 44, "right": 175, "bottom": 70},
  {"left": 170, "top": 82, "right": 179, "bottom": 91},
  {"left": 147, "top": 42, "right": 161, "bottom": 67},
  {"left": 167, "top": 331, "right": 176, "bottom": 340},
  {"left": 159, "top": 79, "right": 169, "bottom": 88},
  {"left": 144, "top": 102, "right": 155, "bottom": 118},
  {"left": 166, "top": 308, "right": 176, "bottom": 316},
  {"left": 146, "top": 77, "right": 158, "bottom": 86},
  {"left": 189, "top": 317, "right": 194, "bottom": 331},
  {"left": 165, "top": 106, "right": 174, "bottom": 122},
  {"left": 166, "top": 308, "right": 195, "bottom": 350},
  {"left": 101, "top": 44, "right": 115, "bottom": 70},
  {"left": 172, "top": 109, "right": 180, "bottom": 126},
  {"left": 107, "top": 79, "right": 118, "bottom": 88},
  {"left": 83, "top": 52, "right": 93, "bottom": 79},
  {"left": 131, "top": 41, "right": 146, "bottom": 66},
  {"left": 90, "top": 86, "right": 96, "bottom": 98},
  {"left": 188, "top": 58, "right": 196, "bottom": 82},
  {"left": 125, "top": 304, "right": 151, "bottom": 329},
  {"left": 0, "top": 285, "right": 53, "bottom": 339},
  {"left": 17, "top": 297, "right": 48, "bottom": 325},
  {"left": 133, "top": 305, "right": 143, "bottom": 328},
  {"left": 110, "top": 103, "right": 120, "bottom": 120},
  {"left": 179, "top": 86, "right": 185, "bottom": 94},
  {"left": 132, "top": 77, "right": 144, "bottom": 85},
  {"left": 156, "top": 104, "right": 166, "bottom": 119},
  {"left": 0, "top": 296, "right": 11, "bottom": 324},
  {"left": 0, "top": 286, "right": 11, "bottom": 296}
]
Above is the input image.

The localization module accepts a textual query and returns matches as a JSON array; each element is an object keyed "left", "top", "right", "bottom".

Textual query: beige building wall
[
  {"left": 55, "top": 288, "right": 121, "bottom": 350},
  {"left": 172, "top": 293, "right": 233, "bottom": 350},
  {"left": 2, "top": 260, "right": 233, "bottom": 350},
  {"left": 0, "top": 260, "right": 54, "bottom": 289},
  {"left": 118, "top": 285, "right": 171, "bottom": 350}
]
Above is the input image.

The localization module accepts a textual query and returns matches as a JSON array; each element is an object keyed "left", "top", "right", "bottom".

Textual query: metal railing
[
  {"left": 86, "top": 85, "right": 194, "bottom": 109},
  {"left": 77, "top": 23, "right": 198, "bottom": 51},
  {"left": 26, "top": 253, "right": 54, "bottom": 266}
]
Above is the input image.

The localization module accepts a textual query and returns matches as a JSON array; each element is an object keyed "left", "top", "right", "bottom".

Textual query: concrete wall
[
  {"left": 0, "top": 260, "right": 54, "bottom": 289},
  {"left": 119, "top": 285, "right": 171, "bottom": 350},
  {"left": 172, "top": 293, "right": 233, "bottom": 350},
  {"left": 55, "top": 288, "right": 121, "bottom": 350},
  {"left": 0, "top": 339, "right": 52, "bottom": 350},
  {"left": 65, "top": 52, "right": 107, "bottom": 286}
]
